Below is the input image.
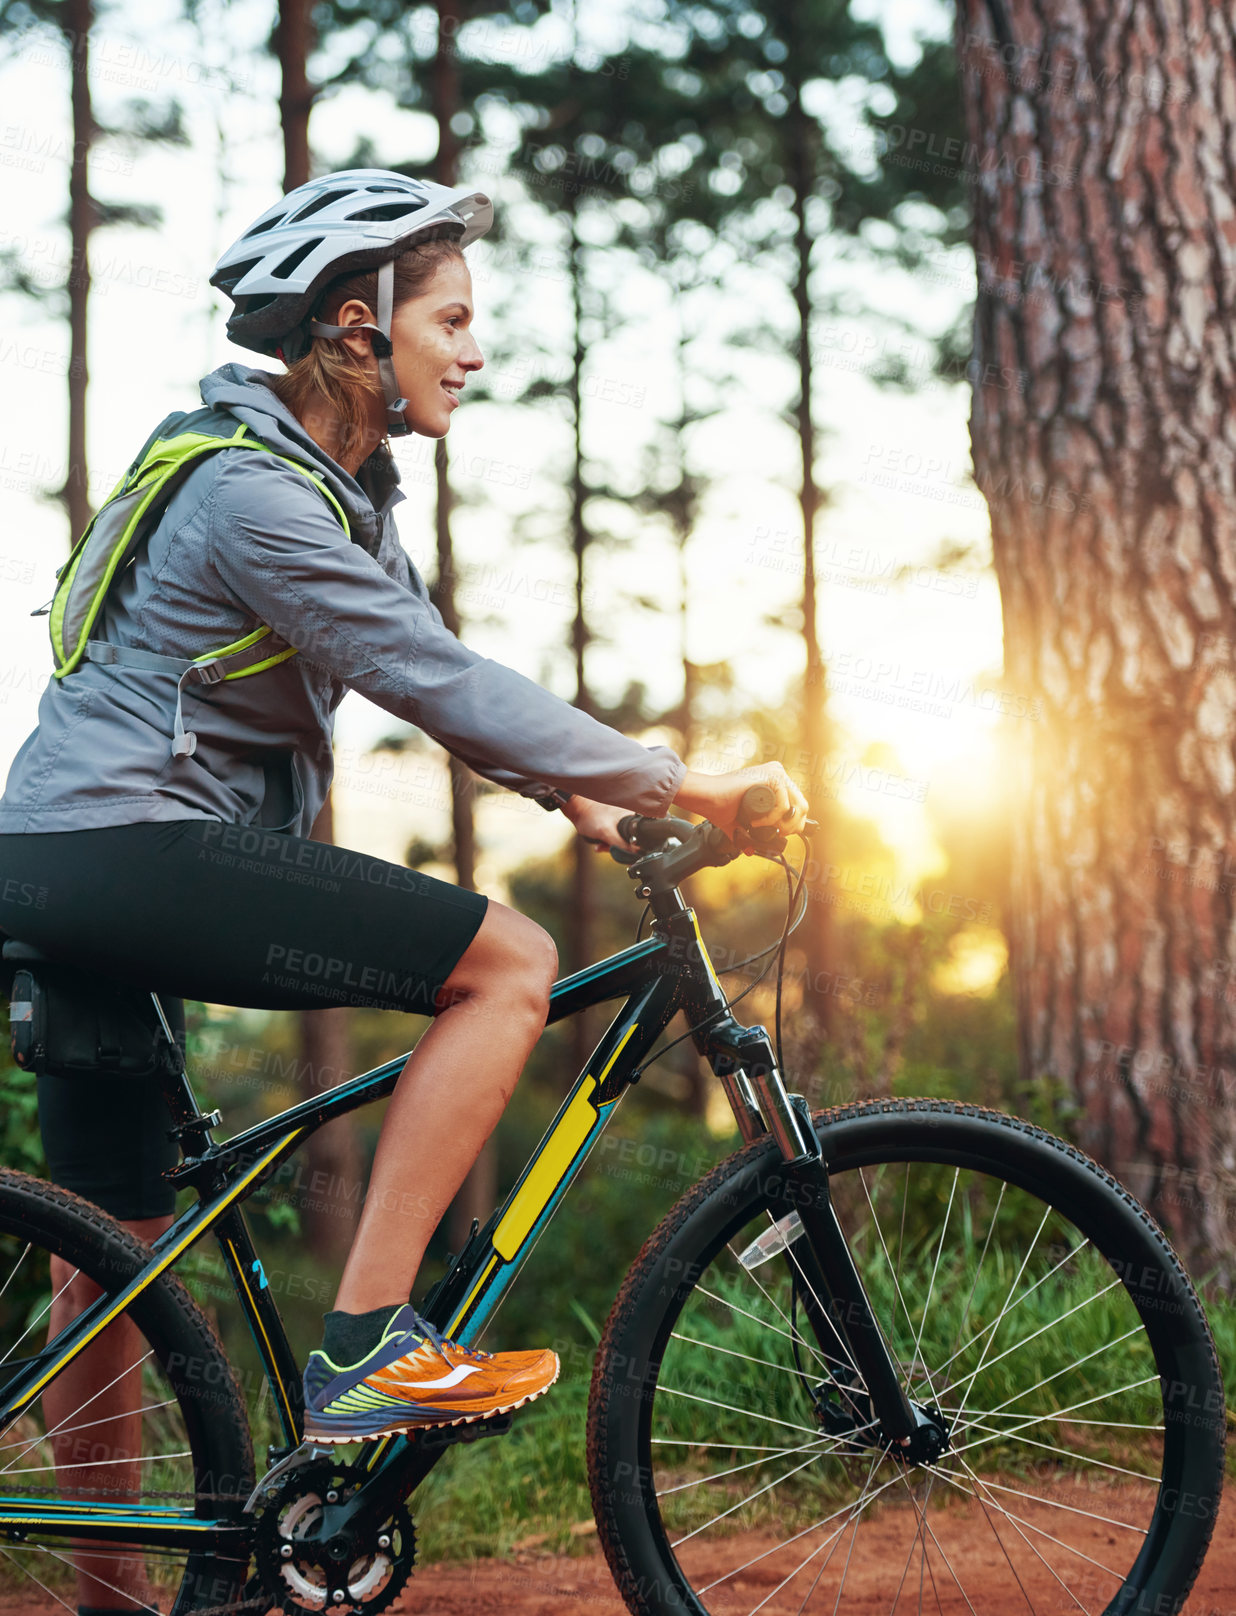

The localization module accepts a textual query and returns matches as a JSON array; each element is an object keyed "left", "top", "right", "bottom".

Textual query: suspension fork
[{"left": 707, "top": 1023, "right": 920, "bottom": 1444}]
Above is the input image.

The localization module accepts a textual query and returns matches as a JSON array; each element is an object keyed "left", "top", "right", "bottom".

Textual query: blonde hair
[{"left": 270, "top": 235, "right": 464, "bottom": 462}]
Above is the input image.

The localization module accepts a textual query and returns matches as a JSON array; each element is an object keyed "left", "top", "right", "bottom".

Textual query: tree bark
[
  {"left": 956, "top": 0, "right": 1236, "bottom": 1265},
  {"left": 566, "top": 196, "right": 598, "bottom": 1079},
  {"left": 62, "top": 0, "right": 94, "bottom": 540},
  {"left": 783, "top": 36, "right": 834, "bottom": 1043},
  {"left": 277, "top": 0, "right": 315, "bottom": 194},
  {"left": 278, "top": 0, "right": 361, "bottom": 1262},
  {"left": 433, "top": 0, "right": 498, "bottom": 1255}
]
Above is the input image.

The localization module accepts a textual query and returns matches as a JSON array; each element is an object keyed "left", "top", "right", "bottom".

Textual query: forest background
[{"left": 1, "top": 0, "right": 1227, "bottom": 1557}]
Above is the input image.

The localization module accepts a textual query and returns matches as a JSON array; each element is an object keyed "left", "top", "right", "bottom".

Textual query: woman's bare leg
[
  {"left": 333, "top": 902, "right": 557, "bottom": 1314},
  {"left": 46, "top": 1212, "right": 174, "bottom": 1613}
]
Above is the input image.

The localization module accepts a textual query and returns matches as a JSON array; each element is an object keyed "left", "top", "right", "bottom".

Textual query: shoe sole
[{"left": 302, "top": 1362, "right": 560, "bottom": 1444}]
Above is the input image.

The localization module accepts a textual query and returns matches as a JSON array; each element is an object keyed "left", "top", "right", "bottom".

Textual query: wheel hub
[{"left": 811, "top": 1376, "right": 950, "bottom": 1466}]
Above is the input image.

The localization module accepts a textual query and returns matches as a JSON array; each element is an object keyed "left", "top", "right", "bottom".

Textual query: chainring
[{"left": 253, "top": 1458, "right": 415, "bottom": 1616}]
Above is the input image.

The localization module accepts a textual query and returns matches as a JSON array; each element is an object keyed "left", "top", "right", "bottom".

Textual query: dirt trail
[
  {"left": 391, "top": 1484, "right": 1236, "bottom": 1614},
  {"left": 1, "top": 1482, "right": 1233, "bottom": 1613}
]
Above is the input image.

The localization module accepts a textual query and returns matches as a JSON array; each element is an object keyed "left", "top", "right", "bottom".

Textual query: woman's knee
[{"left": 444, "top": 903, "right": 557, "bottom": 1009}]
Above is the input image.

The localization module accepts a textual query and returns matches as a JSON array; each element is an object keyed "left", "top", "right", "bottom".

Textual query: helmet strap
[{"left": 308, "top": 259, "right": 410, "bottom": 438}]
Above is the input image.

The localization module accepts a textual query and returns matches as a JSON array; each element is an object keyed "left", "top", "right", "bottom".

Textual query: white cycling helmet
[{"left": 210, "top": 168, "right": 493, "bottom": 435}]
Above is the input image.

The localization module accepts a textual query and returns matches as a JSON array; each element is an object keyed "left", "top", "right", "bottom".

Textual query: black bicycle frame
[{"left": 0, "top": 889, "right": 918, "bottom": 1550}]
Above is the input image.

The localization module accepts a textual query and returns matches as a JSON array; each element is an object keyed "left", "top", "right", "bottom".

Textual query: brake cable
[{"left": 629, "top": 830, "right": 808, "bottom": 1081}]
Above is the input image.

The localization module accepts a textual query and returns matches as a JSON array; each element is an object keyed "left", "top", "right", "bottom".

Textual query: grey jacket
[{"left": 0, "top": 364, "right": 686, "bottom": 836}]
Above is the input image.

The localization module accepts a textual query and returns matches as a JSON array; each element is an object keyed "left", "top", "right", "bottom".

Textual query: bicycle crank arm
[{"left": 773, "top": 1155, "right": 920, "bottom": 1446}]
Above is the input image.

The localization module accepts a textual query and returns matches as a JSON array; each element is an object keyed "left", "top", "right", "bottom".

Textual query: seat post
[{"left": 149, "top": 991, "right": 221, "bottom": 1151}]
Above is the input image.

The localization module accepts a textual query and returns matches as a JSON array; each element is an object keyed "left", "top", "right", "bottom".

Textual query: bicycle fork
[{"left": 705, "top": 1019, "right": 939, "bottom": 1458}]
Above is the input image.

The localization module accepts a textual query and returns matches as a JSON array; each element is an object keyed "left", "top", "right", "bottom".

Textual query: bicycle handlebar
[{"left": 610, "top": 783, "right": 796, "bottom": 895}]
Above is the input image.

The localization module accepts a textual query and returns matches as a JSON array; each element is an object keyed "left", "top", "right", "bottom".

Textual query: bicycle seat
[{"left": 1, "top": 939, "right": 53, "bottom": 964}]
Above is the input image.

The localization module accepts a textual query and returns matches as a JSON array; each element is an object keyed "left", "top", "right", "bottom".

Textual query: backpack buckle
[{"left": 191, "top": 658, "right": 227, "bottom": 686}]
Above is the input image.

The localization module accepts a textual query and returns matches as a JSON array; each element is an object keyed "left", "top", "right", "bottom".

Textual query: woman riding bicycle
[{"left": 0, "top": 169, "right": 807, "bottom": 1452}]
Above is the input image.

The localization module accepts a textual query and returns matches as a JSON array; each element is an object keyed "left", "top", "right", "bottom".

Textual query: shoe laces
[{"left": 408, "top": 1307, "right": 494, "bottom": 1361}]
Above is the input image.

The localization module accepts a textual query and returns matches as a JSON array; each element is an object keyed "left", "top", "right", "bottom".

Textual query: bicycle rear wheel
[
  {"left": 0, "top": 1169, "right": 254, "bottom": 1614},
  {"left": 588, "top": 1100, "right": 1225, "bottom": 1616}
]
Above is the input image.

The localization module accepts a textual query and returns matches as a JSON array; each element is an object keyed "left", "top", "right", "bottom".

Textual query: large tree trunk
[
  {"left": 566, "top": 198, "right": 598, "bottom": 1079},
  {"left": 279, "top": 0, "right": 360, "bottom": 1262},
  {"left": 276, "top": 0, "right": 314, "bottom": 196},
  {"left": 956, "top": 0, "right": 1236, "bottom": 1266},
  {"left": 783, "top": 39, "right": 834, "bottom": 1043},
  {"left": 61, "top": 0, "right": 94, "bottom": 540},
  {"left": 432, "top": 0, "right": 496, "bottom": 1255},
  {"left": 670, "top": 313, "right": 707, "bottom": 1118}
]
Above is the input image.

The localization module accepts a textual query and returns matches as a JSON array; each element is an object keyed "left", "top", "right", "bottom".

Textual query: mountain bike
[{"left": 0, "top": 786, "right": 1224, "bottom": 1615}]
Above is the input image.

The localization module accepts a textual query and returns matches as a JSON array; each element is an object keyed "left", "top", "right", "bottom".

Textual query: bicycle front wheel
[
  {"left": 588, "top": 1100, "right": 1225, "bottom": 1616},
  {"left": 0, "top": 1169, "right": 254, "bottom": 1614}
]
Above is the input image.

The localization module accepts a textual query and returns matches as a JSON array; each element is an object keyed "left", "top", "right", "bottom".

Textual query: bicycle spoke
[
  {"left": 697, "top": 1280, "right": 834, "bottom": 1373},
  {"left": 950, "top": 1374, "right": 1163, "bottom": 1466},
  {"left": 659, "top": 1438, "right": 833, "bottom": 1496},
  {"left": 2, "top": 1537, "right": 164, "bottom": 1614},
  {"left": 670, "top": 1449, "right": 832, "bottom": 1548},
  {"left": 696, "top": 1470, "right": 903, "bottom": 1594},
  {"left": 745, "top": 1455, "right": 885, "bottom": 1614},
  {"left": 956, "top": 1325, "right": 1148, "bottom": 1422},
  {"left": 944, "top": 1278, "right": 1124, "bottom": 1407},
  {"left": 928, "top": 1462, "right": 1039, "bottom": 1613},
  {"left": 894, "top": 1469, "right": 979, "bottom": 1616},
  {"left": 669, "top": 1330, "right": 820, "bottom": 1382},
  {"left": 0, "top": 1266, "right": 79, "bottom": 1379},
  {"left": 954, "top": 1426, "right": 1162, "bottom": 1485},
  {"left": 951, "top": 1204, "right": 1052, "bottom": 1424},
  {"left": 948, "top": 1454, "right": 1124, "bottom": 1600},
  {"left": 942, "top": 1472, "right": 1152, "bottom": 1536},
  {"left": 908, "top": 1167, "right": 959, "bottom": 1397},
  {"left": 928, "top": 1230, "right": 1092, "bottom": 1385},
  {"left": 657, "top": 1381, "right": 826, "bottom": 1438},
  {"left": 2, "top": 1345, "right": 159, "bottom": 1475},
  {"left": 857, "top": 1166, "right": 940, "bottom": 1406},
  {"left": 944, "top": 1178, "right": 1004, "bottom": 1402},
  {"left": 0, "top": 1397, "right": 177, "bottom": 1460},
  {"left": 0, "top": 1544, "right": 78, "bottom": 1615}
]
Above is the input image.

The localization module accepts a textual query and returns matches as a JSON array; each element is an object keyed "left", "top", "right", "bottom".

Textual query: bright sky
[{"left": 0, "top": 0, "right": 1008, "bottom": 915}]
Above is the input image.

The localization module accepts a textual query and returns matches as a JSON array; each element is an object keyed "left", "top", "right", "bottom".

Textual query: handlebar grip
[
  {"left": 616, "top": 813, "right": 642, "bottom": 845},
  {"left": 737, "top": 783, "right": 778, "bottom": 828}
]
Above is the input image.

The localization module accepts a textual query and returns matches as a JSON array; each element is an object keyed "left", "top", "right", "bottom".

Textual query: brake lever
[{"left": 733, "top": 823, "right": 788, "bottom": 857}]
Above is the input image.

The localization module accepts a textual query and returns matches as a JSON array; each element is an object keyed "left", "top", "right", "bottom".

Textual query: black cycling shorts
[{"left": 0, "top": 820, "right": 490, "bottom": 1219}]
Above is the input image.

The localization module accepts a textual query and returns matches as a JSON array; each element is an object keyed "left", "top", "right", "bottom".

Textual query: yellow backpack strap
[
  {"left": 72, "top": 420, "right": 353, "bottom": 759},
  {"left": 232, "top": 423, "right": 352, "bottom": 542}
]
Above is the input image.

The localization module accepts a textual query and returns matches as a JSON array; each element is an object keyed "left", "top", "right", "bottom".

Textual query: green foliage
[{"left": 0, "top": 1026, "right": 43, "bottom": 1178}]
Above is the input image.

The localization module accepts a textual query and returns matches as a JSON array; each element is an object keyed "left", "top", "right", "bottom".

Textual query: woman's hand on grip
[{"left": 672, "top": 763, "right": 808, "bottom": 849}]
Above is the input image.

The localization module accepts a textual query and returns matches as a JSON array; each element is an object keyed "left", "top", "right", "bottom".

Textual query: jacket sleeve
[
  {"left": 393, "top": 552, "right": 572, "bottom": 802},
  {"left": 206, "top": 455, "right": 687, "bottom": 815}
]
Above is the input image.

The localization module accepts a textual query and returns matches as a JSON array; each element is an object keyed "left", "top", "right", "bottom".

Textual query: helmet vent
[
  {"left": 241, "top": 214, "right": 284, "bottom": 240},
  {"left": 349, "top": 201, "right": 427, "bottom": 222},
  {"left": 217, "top": 256, "right": 262, "bottom": 291},
  {"left": 291, "top": 189, "right": 349, "bottom": 222},
  {"left": 270, "top": 238, "right": 322, "bottom": 280}
]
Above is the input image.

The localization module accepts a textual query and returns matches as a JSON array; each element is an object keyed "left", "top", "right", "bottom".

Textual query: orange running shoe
[{"left": 302, "top": 1306, "right": 559, "bottom": 1442}]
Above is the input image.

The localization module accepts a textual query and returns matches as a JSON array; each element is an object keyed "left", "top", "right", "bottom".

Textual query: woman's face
[
  {"left": 391, "top": 256, "right": 485, "bottom": 436},
  {"left": 337, "top": 256, "right": 484, "bottom": 440}
]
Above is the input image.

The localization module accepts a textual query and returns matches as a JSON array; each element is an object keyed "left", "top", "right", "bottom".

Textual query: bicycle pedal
[{"left": 413, "top": 1412, "right": 513, "bottom": 1451}]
